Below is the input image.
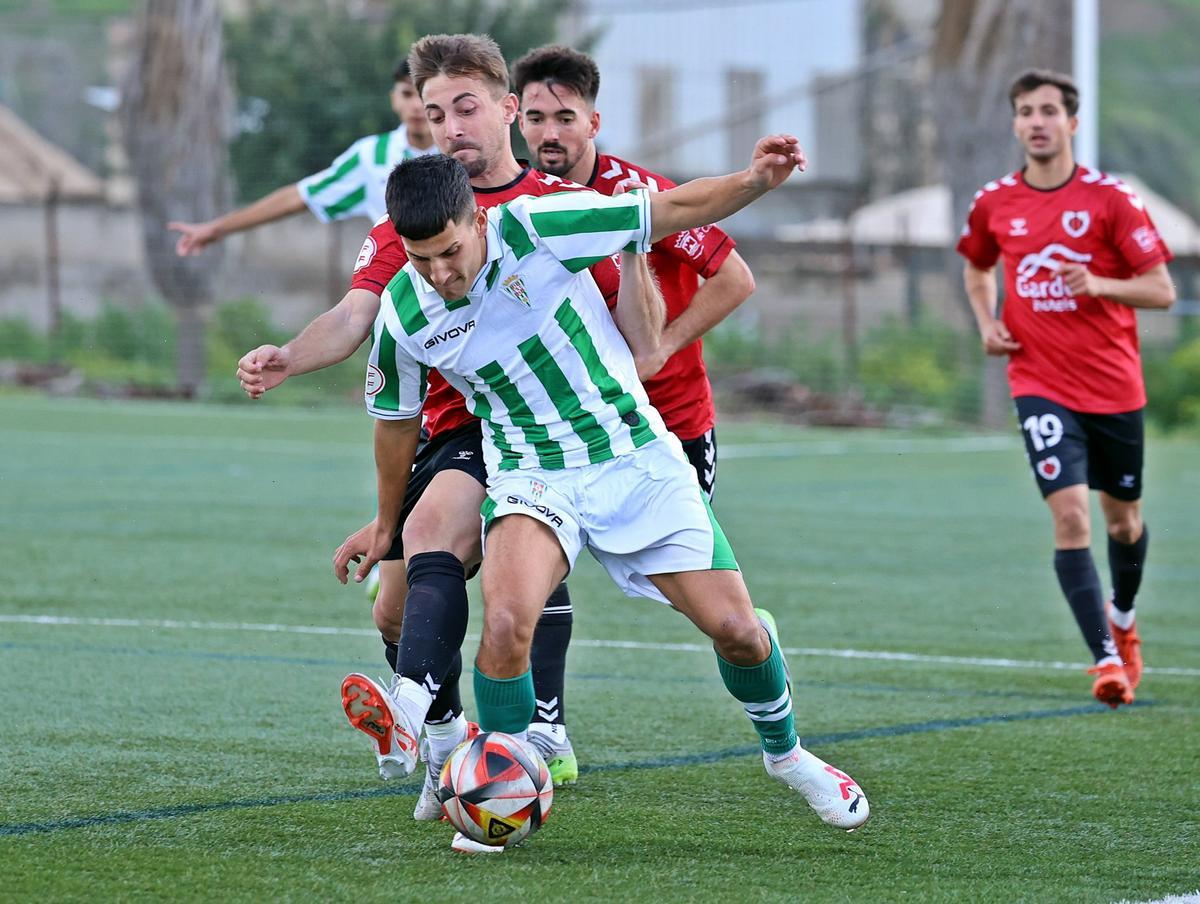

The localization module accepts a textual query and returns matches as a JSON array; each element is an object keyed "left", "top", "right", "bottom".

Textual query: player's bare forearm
[
  {"left": 373, "top": 417, "right": 421, "bottom": 539},
  {"left": 648, "top": 135, "right": 805, "bottom": 242},
  {"left": 1085, "top": 263, "right": 1176, "bottom": 310},
  {"left": 659, "top": 251, "right": 754, "bottom": 358},
  {"left": 213, "top": 184, "right": 308, "bottom": 238},
  {"left": 612, "top": 252, "right": 665, "bottom": 363},
  {"left": 963, "top": 261, "right": 999, "bottom": 332},
  {"left": 281, "top": 288, "right": 380, "bottom": 376}
]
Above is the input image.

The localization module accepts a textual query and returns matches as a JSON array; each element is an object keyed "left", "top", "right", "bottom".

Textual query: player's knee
[
  {"left": 1053, "top": 506, "right": 1091, "bottom": 545},
  {"left": 480, "top": 603, "right": 536, "bottom": 663},
  {"left": 1107, "top": 515, "right": 1142, "bottom": 546},
  {"left": 402, "top": 510, "right": 476, "bottom": 562},
  {"left": 710, "top": 612, "right": 770, "bottom": 665}
]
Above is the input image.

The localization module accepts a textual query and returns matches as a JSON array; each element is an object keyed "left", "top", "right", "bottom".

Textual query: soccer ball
[
  {"left": 437, "top": 731, "right": 554, "bottom": 848},
  {"left": 364, "top": 564, "right": 381, "bottom": 603}
]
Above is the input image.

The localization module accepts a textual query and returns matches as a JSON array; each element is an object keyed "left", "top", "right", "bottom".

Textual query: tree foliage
[{"left": 224, "top": 0, "right": 577, "bottom": 201}]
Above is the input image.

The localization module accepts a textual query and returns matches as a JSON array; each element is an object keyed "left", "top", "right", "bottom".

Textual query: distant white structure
[
  {"left": 778, "top": 175, "right": 1200, "bottom": 255},
  {"left": 561, "top": 0, "right": 861, "bottom": 179}
]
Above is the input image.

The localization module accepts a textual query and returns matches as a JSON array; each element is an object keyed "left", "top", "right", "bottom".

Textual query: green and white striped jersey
[
  {"left": 296, "top": 125, "right": 434, "bottom": 223},
  {"left": 365, "top": 188, "right": 666, "bottom": 473}
]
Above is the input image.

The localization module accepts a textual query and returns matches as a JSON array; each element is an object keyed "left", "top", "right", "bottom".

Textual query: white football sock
[
  {"left": 424, "top": 713, "right": 469, "bottom": 766},
  {"left": 389, "top": 677, "right": 433, "bottom": 735},
  {"left": 1109, "top": 606, "right": 1136, "bottom": 630}
]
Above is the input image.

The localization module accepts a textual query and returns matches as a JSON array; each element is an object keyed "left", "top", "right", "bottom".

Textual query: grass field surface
[{"left": 1, "top": 394, "right": 1197, "bottom": 902}]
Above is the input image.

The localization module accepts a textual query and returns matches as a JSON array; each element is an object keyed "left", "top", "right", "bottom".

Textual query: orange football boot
[
  {"left": 1107, "top": 604, "right": 1144, "bottom": 689},
  {"left": 1087, "top": 662, "right": 1134, "bottom": 709}
]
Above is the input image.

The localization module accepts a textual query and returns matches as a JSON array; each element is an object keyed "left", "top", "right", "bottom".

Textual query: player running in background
[
  {"left": 338, "top": 145, "right": 869, "bottom": 846},
  {"left": 512, "top": 45, "right": 755, "bottom": 501},
  {"left": 236, "top": 34, "right": 658, "bottom": 805},
  {"left": 957, "top": 69, "right": 1175, "bottom": 707},
  {"left": 169, "top": 59, "right": 435, "bottom": 255}
]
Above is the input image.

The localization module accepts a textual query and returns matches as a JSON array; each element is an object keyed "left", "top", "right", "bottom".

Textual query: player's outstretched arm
[
  {"left": 648, "top": 135, "right": 806, "bottom": 243},
  {"left": 236, "top": 287, "right": 381, "bottom": 398},
  {"left": 169, "top": 184, "right": 307, "bottom": 256},
  {"left": 963, "top": 261, "right": 1021, "bottom": 356},
  {"left": 1058, "top": 261, "right": 1176, "bottom": 310},
  {"left": 333, "top": 417, "right": 421, "bottom": 585}
]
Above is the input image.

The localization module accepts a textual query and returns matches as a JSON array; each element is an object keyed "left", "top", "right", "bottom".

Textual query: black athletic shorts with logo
[
  {"left": 383, "top": 421, "right": 487, "bottom": 561},
  {"left": 679, "top": 427, "right": 718, "bottom": 500},
  {"left": 1014, "top": 395, "right": 1144, "bottom": 501}
]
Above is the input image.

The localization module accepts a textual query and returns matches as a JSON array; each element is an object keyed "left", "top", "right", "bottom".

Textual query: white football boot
[
  {"left": 765, "top": 744, "right": 870, "bottom": 831},
  {"left": 339, "top": 673, "right": 418, "bottom": 780}
]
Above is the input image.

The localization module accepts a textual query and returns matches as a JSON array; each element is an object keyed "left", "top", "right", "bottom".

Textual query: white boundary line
[{"left": 3, "top": 613, "right": 1198, "bottom": 677}]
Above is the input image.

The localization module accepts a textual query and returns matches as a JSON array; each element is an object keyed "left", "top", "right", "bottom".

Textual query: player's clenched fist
[
  {"left": 748, "top": 134, "right": 807, "bottom": 190},
  {"left": 237, "top": 344, "right": 292, "bottom": 399}
]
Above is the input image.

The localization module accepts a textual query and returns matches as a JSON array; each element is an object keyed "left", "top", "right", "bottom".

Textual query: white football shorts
[{"left": 481, "top": 434, "right": 739, "bottom": 604}]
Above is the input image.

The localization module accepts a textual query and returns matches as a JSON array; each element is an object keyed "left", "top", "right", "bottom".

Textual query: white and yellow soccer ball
[{"left": 437, "top": 731, "right": 554, "bottom": 848}]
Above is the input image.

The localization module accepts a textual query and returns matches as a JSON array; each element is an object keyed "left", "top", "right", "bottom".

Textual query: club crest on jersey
[
  {"left": 502, "top": 274, "right": 531, "bottom": 307},
  {"left": 1009, "top": 218, "right": 1028, "bottom": 236},
  {"left": 530, "top": 479, "right": 546, "bottom": 501},
  {"left": 1036, "top": 455, "right": 1062, "bottom": 481},
  {"left": 365, "top": 364, "right": 385, "bottom": 396},
  {"left": 1061, "top": 210, "right": 1090, "bottom": 238}
]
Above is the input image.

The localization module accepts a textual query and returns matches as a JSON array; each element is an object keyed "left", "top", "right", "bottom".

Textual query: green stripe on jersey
[
  {"left": 476, "top": 361, "right": 564, "bottom": 469},
  {"left": 444, "top": 297, "right": 470, "bottom": 311},
  {"left": 559, "top": 254, "right": 612, "bottom": 274},
  {"left": 374, "top": 131, "right": 390, "bottom": 165},
  {"left": 518, "top": 334, "right": 612, "bottom": 463},
  {"left": 481, "top": 495, "right": 498, "bottom": 528},
  {"left": 323, "top": 185, "right": 366, "bottom": 219},
  {"left": 703, "top": 495, "right": 739, "bottom": 570},
  {"left": 470, "top": 391, "right": 521, "bottom": 470},
  {"left": 530, "top": 205, "right": 640, "bottom": 238},
  {"left": 552, "top": 299, "right": 657, "bottom": 448},
  {"left": 385, "top": 270, "right": 430, "bottom": 335},
  {"left": 373, "top": 327, "right": 401, "bottom": 413},
  {"left": 500, "top": 206, "right": 536, "bottom": 260},
  {"left": 305, "top": 153, "right": 360, "bottom": 196}
]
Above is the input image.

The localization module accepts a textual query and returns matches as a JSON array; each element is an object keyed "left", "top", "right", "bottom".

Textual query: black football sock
[
  {"left": 383, "top": 637, "right": 399, "bottom": 674},
  {"left": 425, "top": 650, "right": 464, "bottom": 724},
  {"left": 1108, "top": 525, "right": 1149, "bottom": 612},
  {"left": 1054, "top": 547, "right": 1116, "bottom": 663},
  {"left": 530, "top": 583, "right": 572, "bottom": 727},
  {"left": 396, "top": 551, "right": 469, "bottom": 710}
]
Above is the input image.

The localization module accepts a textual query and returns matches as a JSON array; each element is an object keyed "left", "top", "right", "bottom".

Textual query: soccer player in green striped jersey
[
  {"left": 169, "top": 59, "right": 434, "bottom": 256},
  {"left": 335, "top": 143, "right": 872, "bottom": 838}
]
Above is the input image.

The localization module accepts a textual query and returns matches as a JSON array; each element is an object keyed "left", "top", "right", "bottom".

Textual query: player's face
[
  {"left": 519, "top": 81, "right": 599, "bottom": 179},
  {"left": 391, "top": 79, "right": 428, "bottom": 135},
  {"left": 400, "top": 207, "right": 489, "bottom": 301},
  {"left": 422, "top": 74, "right": 517, "bottom": 179},
  {"left": 1012, "top": 84, "right": 1077, "bottom": 163}
]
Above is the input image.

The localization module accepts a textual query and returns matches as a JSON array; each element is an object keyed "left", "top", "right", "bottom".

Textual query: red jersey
[
  {"left": 587, "top": 153, "right": 736, "bottom": 440},
  {"left": 957, "top": 166, "right": 1172, "bottom": 413},
  {"left": 350, "top": 167, "right": 618, "bottom": 437}
]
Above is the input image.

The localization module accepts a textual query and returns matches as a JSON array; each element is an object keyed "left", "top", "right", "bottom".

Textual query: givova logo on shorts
[{"left": 506, "top": 495, "right": 564, "bottom": 527}]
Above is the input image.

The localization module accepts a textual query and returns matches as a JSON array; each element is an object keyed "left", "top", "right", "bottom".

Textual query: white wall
[{"left": 576, "top": 0, "right": 860, "bottom": 178}]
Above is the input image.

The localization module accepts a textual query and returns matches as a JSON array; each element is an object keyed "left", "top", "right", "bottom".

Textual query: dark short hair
[
  {"left": 385, "top": 154, "right": 476, "bottom": 240},
  {"left": 1009, "top": 68, "right": 1079, "bottom": 117},
  {"left": 512, "top": 44, "right": 600, "bottom": 104},
  {"left": 408, "top": 33, "right": 509, "bottom": 97},
  {"left": 393, "top": 57, "right": 412, "bottom": 84}
]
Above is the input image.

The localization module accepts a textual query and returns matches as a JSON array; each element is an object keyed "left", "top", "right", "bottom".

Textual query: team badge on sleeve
[
  {"left": 365, "top": 364, "right": 385, "bottom": 396},
  {"left": 354, "top": 236, "right": 378, "bottom": 272}
]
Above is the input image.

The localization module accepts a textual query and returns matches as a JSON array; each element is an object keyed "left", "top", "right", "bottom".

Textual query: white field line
[
  {"left": 4, "top": 429, "right": 1017, "bottom": 460},
  {"left": 1113, "top": 893, "right": 1200, "bottom": 904},
  {"left": 3, "top": 613, "right": 1198, "bottom": 677}
]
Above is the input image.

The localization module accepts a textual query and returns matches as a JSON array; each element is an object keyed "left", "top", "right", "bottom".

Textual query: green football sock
[
  {"left": 473, "top": 666, "right": 534, "bottom": 734},
  {"left": 717, "top": 636, "right": 797, "bottom": 754}
]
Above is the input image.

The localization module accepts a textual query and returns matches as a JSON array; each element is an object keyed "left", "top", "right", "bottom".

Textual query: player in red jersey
[
  {"left": 956, "top": 69, "right": 1176, "bottom": 707},
  {"left": 512, "top": 45, "right": 756, "bottom": 498},
  {"left": 237, "top": 36, "right": 661, "bottom": 820}
]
